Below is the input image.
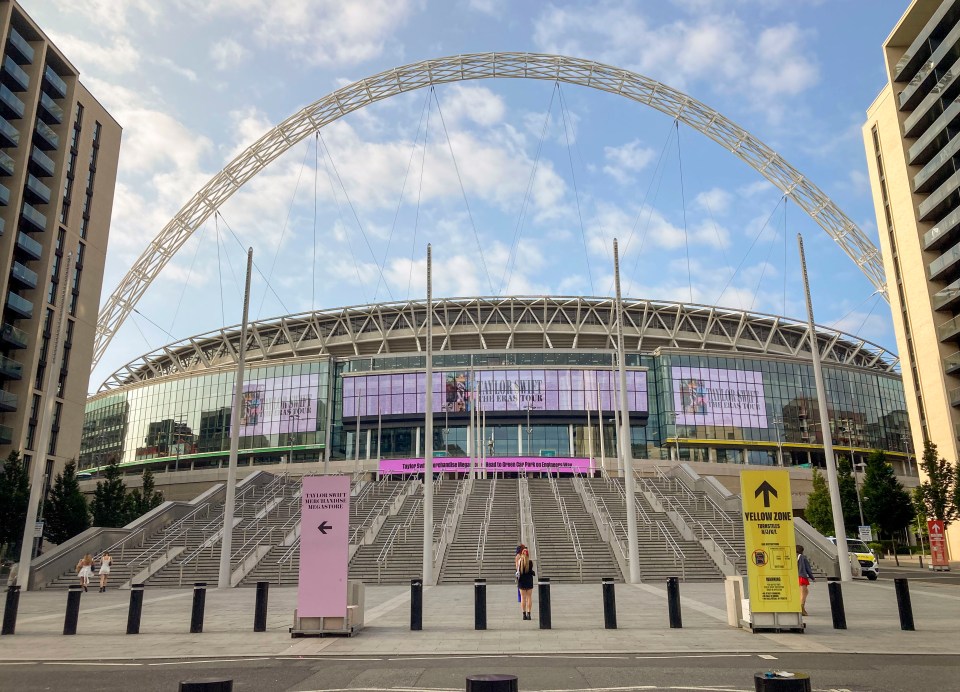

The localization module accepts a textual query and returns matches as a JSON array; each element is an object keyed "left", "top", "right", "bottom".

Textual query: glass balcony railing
[
  {"left": 20, "top": 201, "right": 46, "bottom": 231},
  {"left": 928, "top": 241, "right": 960, "bottom": 281},
  {"left": 30, "top": 146, "right": 53, "bottom": 177},
  {"left": 918, "top": 169, "right": 960, "bottom": 222},
  {"left": 24, "top": 174, "right": 50, "bottom": 205},
  {"left": 5, "top": 291, "right": 32, "bottom": 319},
  {"left": 0, "top": 183, "right": 9, "bottom": 206},
  {"left": 908, "top": 99, "right": 960, "bottom": 165},
  {"left": 933, "top": 278, "right": 960, "bottom": 311},
  {"left": 33, "top": 118, "right": 58, "bottom": 150},
  {"left": 0, "top": 423, "right": 12, "bottom": 445},
  {"left": 951, "top": 387, "right": 960, "bottom": 407},
  {"left": 15, "top": 230, "right": 40, "bottom": 260},
  {"left": 0, "top": 322, "right": 28, "bottom": 349},
  {"left": 0, "top": 116, "right": 19, "bottom": 147},
  {"left": 0, "top": 389, "right": 17, "bottom": 411},
  {"left": 0, "top": 84, "right": 24, "bottom": 119},
  {"left": 38, "top": 91, "right": 62, "bottom": 124},
  {"left": 938, "top": 314, "right": 960, "bottom": 342},
  {"left": 923, "top": 206, "right": 960, "bottom": 250},
  {"left": 7, "top": 27, "right": 34, "bottom": 65},
  {"left": 0, "top": 353, "right": 23, "bottom": 380},
  {"left": 42, "top": 65, "right": 66, "bottom": 98},
  {"left": 1, "top": 56, "right": 29, "bottom": 91},
  {"left": 10, "top": 261, "right": 37, "bottom": 289},
  {"left": 946, "top": 351, "right": 960, "bottom": 375},
  {"left": 0, "top": 150, "right": 13, "bottom": 176},
  {"left": 15, "top": 231, "right": 41, "bottom": 259}
]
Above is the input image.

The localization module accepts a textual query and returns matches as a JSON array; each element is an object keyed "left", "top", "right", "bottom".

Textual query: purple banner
[
  {"left": 379, "top": 456, "right": 595, "bottom": 475},
  {"left": 343, "top": 369, "right": 647, "bottom": 417},
  {"left": 672, "top": 366, "right": 767, "bottom": 428},
  {"left": 236, "top": 373, "right": 320, "bottom": 436}
]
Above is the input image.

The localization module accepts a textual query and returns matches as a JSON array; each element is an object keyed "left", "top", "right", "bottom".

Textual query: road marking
[
  {"left": 633, "top": 654, "right": 753, "bottom": 660},
  {"left": 758, "top": 654, "right": 778, "bottom": 660},
  {"left": 17, "top": 591, "right": 192, "bottom": 624},
  {"left": 147, "top": 657, "right": 272, "bottom": 666},
  {"left": 44, "top": 662, "right": 143, "bottom": 666}
]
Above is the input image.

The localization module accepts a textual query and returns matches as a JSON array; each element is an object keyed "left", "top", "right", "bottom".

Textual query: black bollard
[
  {"left": 827, "top": 582, "right": 846, "bottom": 630},
  {"left": 538, "top": 578, "right": 551, "bottom": 630},
  {"left": 2, "top": 585, "right": 20, "bottom": 635},
  {"left": 894, "top": 578, "right": 915, "bottom": 631},
  {"left": 465, "top": 673, "right": 519, "bottom": 691},
  {"left": 667, "top": 577, "right": 682, "bottom": 628},
  {"left": 753, "top": 671, "right": 812, "bottom": 691},
  {"left": 410, "top": 578, "right": 423, "bottom": 631},
  {"left": 474, "top": 579, "right": 487, "bottom": 630},
  {"left": 63, "top": 585, "right": 82, "bottom": 635},
  {"left": 126, "top": 583, "right": 145, "bottom": 635},
  {"left": 190, "top": 583, "right": 207, "bottom": 634},
  {"left": 601, "top": 577, "right": 617, "bottom": 629},
  {"left": 253, "top": 581, "right": 269, "bottom": 632},
  {"left": 179, "top": 679, "right": 233, "bottom": 692}
]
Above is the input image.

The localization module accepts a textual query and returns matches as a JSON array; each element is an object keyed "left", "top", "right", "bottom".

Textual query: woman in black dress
[{"left": 516, "top": 546, "right": 535, "bottom": 620}]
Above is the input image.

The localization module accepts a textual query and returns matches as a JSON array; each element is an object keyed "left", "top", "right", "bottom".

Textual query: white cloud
[
  {"left": 468, "top": 0, "right": 507, "bottom": 16},
  {"left": 210, "top": 38, "right": 248, "bottom": 71},
  {"left": 603, "top": 139, "right": 656, "bottom": 185},
  {"left": 441, "top": 85, "right": 507, "bottom": 127},
  {"left": 49, "top": 0, "right": 160, "bottom": 33},
  {"left": 45, "top": 32, "right": 141, "bottom": 74},
  {"left": 695, "top": 188, "right": 733, "bottom": 214}
]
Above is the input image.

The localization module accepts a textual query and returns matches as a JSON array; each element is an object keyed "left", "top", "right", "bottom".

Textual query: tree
[
  {"left": 861, "top": 449, "right": 915, "bottom": 542},
  {"left": 916, "top": 441, "right": 958, "bottom": 526},
  {"left": 126, "top": 467, "right": 164, "bottom": 519},
  {"left": 837, "top": 456, "right": 862, "bottom": 534},
  {"left": 90, "top": 456, "right": 130, "bottom": 527},
  {"left": 804, "top": 468, "right": 835, "bottom": 536},
  {"left": 43, "top": 460, "right": 90, "bottom": 545},
  {"left": 0, "top": 450, "right": 29, "bottom": 557}
]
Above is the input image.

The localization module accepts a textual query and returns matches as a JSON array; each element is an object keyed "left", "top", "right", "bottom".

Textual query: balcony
[
  {"left": 1, "top": 56, "right": 29, "bottom": 92},
  {"left": 29, "top": 146, "right": 54, "bottom": 177},
  {"left": 0, "top": 116, "right": 18, "bottom": 147},
  {"left": 903, "top": 59, "right": 960, "bottom": 139},
  {"left": 33, "top": 118, "right": 58, "bottom": 150},
  {"left": 908, "top": 99, "right": 960, "bottom": 166},
  {"left": 914, "top": 134, "right": 960, "bottom": 195},
  {"left": 19, "top": 202, "right": 46, "bottom": 232},
  {"left": 6, "top": 27, "right": 34, "bottom": 65},
  {"left": 24, "top": 174, "right": 50, "bottom": 205},
  {"left": 938, "top": 313, "right": 960, "bottom": 342},
  {"left": 0, "top": 84, "right": 24, "bottom": 119},
  {"left": 37, "top": 91, "right": 62, "bottom": 124},
  {"left": 0, "top": 354, "right": 22, "bottom": 380},
  {"left": 5, "top": 291, "right": 32, "bottom": 319},
  {"left": 951, "top": 386, "right": 960, "bottom": 407},
  {"left": 0, "top": 322, "right": 28, "bottom": 349},
  {"left": 933, "top": 278, "right": 960, "bottom": 311},
  {"left": 42, "top": 65, "right": 66, "bottom": 98},
  {"left": 0, "top": 389, "right": 17, "bottom": 412},
  {"left": 928, "top": 240, "right": 960, "bottom": 281},
  {"left": 0, "top": 182, "right": 9, "bottom": 206},
  {"left": 0, "top": 424, "right": 12, "bottom": 445},
  {"left": 15, "top": 231, "right": 41, "bottom": 260},
  {"left": 10, "top": 261, "right": 37, "bottom": 289},
  {"left": 918, "top": 169, "right": 960, "bottom": 222},
  {"left": 0, "top": 150, "right": 13, "bottom": 176},
  {"left": 946, "top": 351, "right": 960, "bottom": 375}
]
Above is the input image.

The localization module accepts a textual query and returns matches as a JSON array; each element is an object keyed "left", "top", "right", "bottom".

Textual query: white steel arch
[{"left": 93, "top": 52, "right": 887, "bottom": 371}]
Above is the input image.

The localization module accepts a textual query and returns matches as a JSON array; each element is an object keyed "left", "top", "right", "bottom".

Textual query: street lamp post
[
  {"left": 773, "top": 416, "right": 784, "bottom": 467},
  {"left": 525, "top": 402, "right": 533, "bottom": 458},
  {"left": 667, "top": 412, "right": 680, "bottom": 461}
]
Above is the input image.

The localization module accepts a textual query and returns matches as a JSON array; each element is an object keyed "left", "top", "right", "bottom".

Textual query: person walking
[
  {"left": 76, "top": 554, "right": 94, "bottom": 592},
  {"left": 98, "top": 551, "right": 112, "bottom": 592},
  {"left": 516, "top": 545, "right": 535, "bottom": 620},
  {"left": 797, "top": 544, "right": 815, "bottom": 616}
]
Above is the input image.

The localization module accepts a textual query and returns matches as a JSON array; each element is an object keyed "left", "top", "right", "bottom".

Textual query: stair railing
[
  {"left": 655, "top": 520, "right": 686, "bottom": 581},
  {"left": 376, "top": 525, "right": 401, "bottom": 583},
  {"left": 276, "top": 535, "right": 300, "bottom": 584}
]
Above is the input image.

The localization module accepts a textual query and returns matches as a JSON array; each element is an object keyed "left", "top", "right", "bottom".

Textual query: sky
[{"left": 22, "top": 0, "right": 910, "bottom": 392}]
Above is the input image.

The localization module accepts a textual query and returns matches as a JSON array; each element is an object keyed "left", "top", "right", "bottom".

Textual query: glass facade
[{"left": 82, "top": 348, "right": 910, "bottom": 476}]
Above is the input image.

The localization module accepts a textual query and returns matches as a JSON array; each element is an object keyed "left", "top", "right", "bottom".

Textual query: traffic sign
[
  {"left": 928, "top": 519, "right": 949, "bottom": 569},
  {"left": 740, "top": 469, "right": 800, "bottom": 614},
  {"left": 858, "top": 525, "right": 873, "bottom": 542}
]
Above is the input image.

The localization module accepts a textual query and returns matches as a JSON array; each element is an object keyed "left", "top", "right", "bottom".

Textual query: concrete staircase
[
  {"left": 528, "top": 478, "right": 622, "bottom": 583},
  {"left": 440, "top": 478, "right": 520, "bottom": 584}
]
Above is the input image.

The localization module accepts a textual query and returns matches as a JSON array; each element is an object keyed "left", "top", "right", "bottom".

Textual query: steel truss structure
[
  {"left": 97, "top": 296, "right": 899, "bottom": 392},
  {"left": 93, "top": 52, "right": 888, "bottom": 373}
]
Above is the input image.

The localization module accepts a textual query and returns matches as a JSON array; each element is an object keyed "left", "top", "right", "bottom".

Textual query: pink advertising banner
[
  {"left": 379, "top": 457, "right": 594, "bottom": 475},
  {"left": 298, "top": 475, "right": 350, "bottom": 618}
]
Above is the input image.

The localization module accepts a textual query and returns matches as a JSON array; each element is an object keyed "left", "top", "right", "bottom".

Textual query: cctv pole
[
  {"left": 798, "top": 234, "right": 851, "bottom": 581},
  {"left": 613, "top": 239, "right": 640, "bottom": 584},
  {"left": 422, "top": 244, "right": 434, "bottom": 585},
  {"left": 218, "top": 248, "right": 252, "bottom": 589}
]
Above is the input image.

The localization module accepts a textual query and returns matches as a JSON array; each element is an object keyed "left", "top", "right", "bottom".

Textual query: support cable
[
  {"left": 313, "top": 133, "right": 319, "bottom": 311},
  {"left": 431, "top": 88, "right": 494, "bottom": 294},
  {"left": 256, "top": 138, "right": 313, "bottom": 319},
  {"left": 714, "top": 194, "right": 786, "bottom": 307},
  {"left": 853, "top": 293, "right": 882, "bottom": 336},
  {"left": 675, "top": 121, "right": 693, "bottom": 304},
  {"left": 622, "top": 118, "right": 677, "bottom": 260},
  {"left": 749, "top": 200, "right": 785, "bottom": 312},
  {"left": 557, "top": 83, "right": 594, "bottom": 294},
  {"left": 501, "top": 82, "right": 558, "bottom": 295},
  {"left": 216, "top": 211, "right": 242, "bottom": 302},
  {"left": 318, "top": 130, "right": 394, "bottom": 300},
  {"left": 699, "top": 195, "right": 735, "bottom": 296},
  {"left": 629, "top": 124, "right": 676, "bottom": 278},
  {"left": 215, "top": 210, "right": 292, "bottom": 315},
  {"left": 167, "top": 218, "right": 209, "bottom": 336},
  {"left": 128, "top": 311, "right": 154, "bottom": 350},
  {"left": 133, "top": 308, "right": 177, "bottom": 342},
  {"left": 408, "top": 90, "right": 432, "bottom": 299},
  {"left": 215, "top": 214, "right": 225, "bottom": 328},
  {"left": 377, "top": 88, "right": 432, "bottom": 303},
  {"left": 828, "top": 290, "right": 882, "bottom": 333},
  {"left": 318, "top": 132, "right": 367, "bottom": 304}
]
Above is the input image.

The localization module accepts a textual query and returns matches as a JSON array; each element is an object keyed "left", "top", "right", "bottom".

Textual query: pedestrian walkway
[{"left": 1, "top": 577, "right": 957, "bottom": 661}]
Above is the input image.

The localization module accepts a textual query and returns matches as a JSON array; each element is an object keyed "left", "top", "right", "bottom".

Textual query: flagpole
[{"left": 422, "top": 244, "right": 434, "bottom": 585}]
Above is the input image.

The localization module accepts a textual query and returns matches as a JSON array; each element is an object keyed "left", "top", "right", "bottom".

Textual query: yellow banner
[{"left": 740, "top": 469, "right": 800, "bottom": 613}]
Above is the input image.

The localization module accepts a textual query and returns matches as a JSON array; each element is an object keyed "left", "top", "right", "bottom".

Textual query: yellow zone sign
[{"left": 740, "top": 469, "right": 800, "bottom": 613}]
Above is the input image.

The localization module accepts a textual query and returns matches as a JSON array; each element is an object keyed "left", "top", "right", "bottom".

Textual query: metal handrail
[{"left": 376, "top": 525, "right": 401, "bottom": 583}]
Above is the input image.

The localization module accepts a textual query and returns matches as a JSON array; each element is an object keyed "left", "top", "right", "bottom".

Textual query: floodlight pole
[
  {"left": 423, "top": 244, "right": 434, "bottom": 585},
  {"left": 613, "top": 239, "right": 641, "bottom": 584},
  {"left": 17, "top": 253, "right": 73, "bottom": 589},
  {"left": 218, "top": 248, "right": 252, "bottom": 589},
  {"left": 798, "top": 234, "right": 851, "bottom": 581}
]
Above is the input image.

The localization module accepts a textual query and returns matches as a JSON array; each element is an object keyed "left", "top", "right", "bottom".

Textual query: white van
[{"left": 828, "top": 537, "right": 879, "bottom": 580}]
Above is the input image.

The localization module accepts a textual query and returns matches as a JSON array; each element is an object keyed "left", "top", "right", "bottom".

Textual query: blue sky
[{"left": 23, "top": 0, "right": 908, "bottom": 391}]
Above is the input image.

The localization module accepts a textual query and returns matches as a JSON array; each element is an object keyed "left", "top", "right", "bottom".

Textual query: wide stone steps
[{"left": 441, "top": 479, "right": 519, "bottom": 583}]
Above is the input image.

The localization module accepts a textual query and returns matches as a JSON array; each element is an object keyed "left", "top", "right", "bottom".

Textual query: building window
[
  {"left": 48, "top": 401, "right": 62, "bottom": 455},
  {"left": 47, "top": 229, "right": 65, "bottom": 305},
  {"left": 25, "top": 393, "right": 40, "bottom": 451}
]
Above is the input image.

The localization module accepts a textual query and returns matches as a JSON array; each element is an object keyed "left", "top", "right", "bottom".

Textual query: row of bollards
[{"left": 824, "top": 578, "right": 915, "bottom": 632}]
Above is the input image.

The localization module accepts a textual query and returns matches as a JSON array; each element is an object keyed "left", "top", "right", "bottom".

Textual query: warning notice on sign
[{"left": 740, "top": 469, "right": 800, "bottom": 613}]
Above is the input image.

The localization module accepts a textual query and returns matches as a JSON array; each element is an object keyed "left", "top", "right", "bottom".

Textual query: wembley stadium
[{"left": 78, "top": 295, "right": 914, "bottom": 489}]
